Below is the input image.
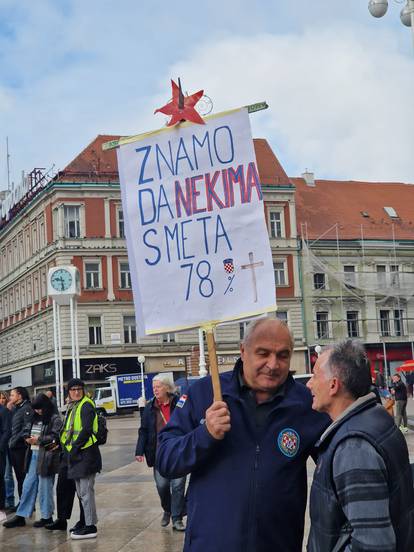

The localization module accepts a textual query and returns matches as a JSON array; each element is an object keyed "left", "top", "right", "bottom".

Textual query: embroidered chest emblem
[{"left": 277, "top": 428, "right": 300, "bottom": 458}]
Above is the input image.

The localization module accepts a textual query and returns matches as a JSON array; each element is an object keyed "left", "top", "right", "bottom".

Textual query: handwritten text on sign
[{"left": 117, "top": 108, "right": 276, "bottom": 335}]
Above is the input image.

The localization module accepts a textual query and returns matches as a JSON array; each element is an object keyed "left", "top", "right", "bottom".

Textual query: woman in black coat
[
  {"left": 135, "top": 374, "right": 186, "bottom": 531},
  {"left": 3, "top": 394, "right": 62, "bottom": 529}
]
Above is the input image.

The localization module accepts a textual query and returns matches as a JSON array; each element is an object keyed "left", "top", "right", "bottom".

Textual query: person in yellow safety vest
[{"left": 60, "top": 378, "right": 102, "bottom": 540}]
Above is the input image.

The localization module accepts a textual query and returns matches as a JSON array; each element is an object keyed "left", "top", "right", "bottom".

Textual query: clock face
[{"left": 51, "top": 269, "right": 73, "bottom": 292}]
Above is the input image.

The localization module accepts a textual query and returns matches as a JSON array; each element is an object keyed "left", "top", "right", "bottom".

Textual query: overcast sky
[{"left": 0, "top": 0, "right": 413, "bottom": 190}]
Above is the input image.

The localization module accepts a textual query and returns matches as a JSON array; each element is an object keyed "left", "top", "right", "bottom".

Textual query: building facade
[
  {"left": 0, "top": 135, "right": 303, "bottom": 394},
  {"left": 295, "top": 174, "right": 414, "bottom": 378}
]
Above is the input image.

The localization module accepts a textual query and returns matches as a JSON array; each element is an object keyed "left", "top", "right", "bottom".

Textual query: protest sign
[{"left": 117, "top": 107, "right": 276, "bottom": 336}]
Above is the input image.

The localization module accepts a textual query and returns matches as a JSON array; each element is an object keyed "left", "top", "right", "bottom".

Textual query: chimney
[{"left": 302, "top": 170, "right": 315, "bottom": 187}]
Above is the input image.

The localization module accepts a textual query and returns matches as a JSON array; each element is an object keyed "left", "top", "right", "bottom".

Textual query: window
[
  {"left": 27, "top": 278, "right": 32, "bottom": 306},
  {"left": 390, "top": 265, "right": 399, "bottom": 288},
  {"left": 380, "top": 310, "right": 390, "bottom": 337},
  {"left": 384, "top": 206, "right": 398, "bottom": 218},
  {"left": 274, "top": 261, "right": 287, "bottom": 286},
  {"left": 85, "top": 262, "right": 100, "bottom": 289},
  {"left": 21, "top": 283, "right": 26, "bottom": 309},
  {"left": 88, "top": 316, "right": 102, "bottom": 345},
  {"left": 39, "top": 221, "right": 45, "bottom": 248},
  {"left": 64, "top": 206, "right": 80, "bottom": 238},
  {"left": 313, "top": 273, "right": 326, "bottom": 290},
  {"left": 32, "top": 224, "right": 38, "bottom": 252},
  {"left": 316, "top": 311, "right": 329, "bottom": 339},
  {"left": 119, "top": 261, "right": 131, "bottom": 289},
  {"left": 19, "top": 234, "right": 24, "bottom": 262},
  {"left": 123, "top": 316, "right": 136, "bottom": 344},
  {"left": 343, "top": 265, "right": 356, "bottom": 288},
  {"left": 276, "top": 311, "right": 288, "bottom": 323},
  {"left": 118, "top": 209, "right": 125, "bottom": 238},
  {"left": 269, "top": 211, "right": 283, "bottom": 238},
  {"left": 15, "top": 287, "right": 20, "bottom": 312},
  {"left": 100, "top": 389, "right": 113, "bottom": 400},
  {"left": 239, "top": 322, "right": 249, "bottom": 341},
  {"left": 34, "top": 275, "right": 39, "bottom": 302},
  {"left": 41, "top": 268, "right": 47, "bottom": 298},
  {"left": 376, "top": 265, "right": 386, "bottom": 287},
  {"left": 25, "top": 230, "right": 31, "bottom": 258},
  {"left": 393, "top": 309, "right": 404, "bottom": 337},
  {"left": 9, "top": 290, "right": 14, "bottom": 314},
  {"left": 163, "top": 333, "right": 175, "bottom": 343},
  {"left": 346, "top": 311, "right": 359, "bottom": 338}
]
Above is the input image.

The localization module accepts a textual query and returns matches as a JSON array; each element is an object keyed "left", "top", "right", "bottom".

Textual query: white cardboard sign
[{"left": 117, "top": 108, "right": 276, "bottom": 335}]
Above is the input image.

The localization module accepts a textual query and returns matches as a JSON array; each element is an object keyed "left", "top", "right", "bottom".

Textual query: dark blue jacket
[
  {"left": 308, "top": 396, "right": 414, "bottom": 552},
  {"left": 157, "top": 363, "right": 329, "bottom": 552},
  {"left": 135, "top": 395, "right": 178, "bottom": 467}
]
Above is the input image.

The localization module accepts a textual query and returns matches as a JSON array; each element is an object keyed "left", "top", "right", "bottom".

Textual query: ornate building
[{"left": 0, "top": 135, "right": 303, "bottom": 394}]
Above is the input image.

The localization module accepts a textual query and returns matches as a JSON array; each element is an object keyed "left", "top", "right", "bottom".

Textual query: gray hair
[
  {"left": 152, "top": 373, "right": 176, "bottom": 394},
  {"left": 242, "top": 317, "right": 294, "bottom": 349},
  {"left": 322, "top": 339, "right": 371, "bottom": 399}
]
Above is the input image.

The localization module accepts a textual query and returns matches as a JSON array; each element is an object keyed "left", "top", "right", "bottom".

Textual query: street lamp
[
  {"left": 137, "top": 354, "right": 146, "bottom": 400},
  {"left": 368, "top": 0, "right": 414, "bottom": 45}
]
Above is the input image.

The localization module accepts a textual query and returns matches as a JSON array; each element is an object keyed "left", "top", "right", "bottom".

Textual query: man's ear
[
  {"left": 329, "top": 377, "right": 340, "bottom": 397},
  {"left": 240, "top": 343, "right": 245, "bottom": 361}
]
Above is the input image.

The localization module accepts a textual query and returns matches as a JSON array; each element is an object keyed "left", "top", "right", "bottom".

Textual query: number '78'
[{"left": 180, "top": 261, "right": 214, "bottom": 300}]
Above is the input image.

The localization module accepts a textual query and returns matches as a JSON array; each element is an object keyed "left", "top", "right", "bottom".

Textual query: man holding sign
[{"left": 157, "top": 318, "right": 329, "bottom": 551}]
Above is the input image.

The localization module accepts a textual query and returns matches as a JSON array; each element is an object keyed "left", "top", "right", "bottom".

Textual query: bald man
[{"left": 157, "top": 318, "right": 329, "bottom": 552}]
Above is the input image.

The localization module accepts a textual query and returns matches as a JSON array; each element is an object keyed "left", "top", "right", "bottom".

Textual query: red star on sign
[{"left": 155, "top": 79, "right": 205, "bottom": 127}]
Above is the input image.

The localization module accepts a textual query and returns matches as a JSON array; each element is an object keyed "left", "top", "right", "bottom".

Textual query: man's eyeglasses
[{"left": 69, "top": 387, "right": 83, "bottom": 392}]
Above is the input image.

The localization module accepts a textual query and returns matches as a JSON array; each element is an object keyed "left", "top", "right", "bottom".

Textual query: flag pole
[{"left": 203, "top": 324, "right": 222, "bottom": 401}]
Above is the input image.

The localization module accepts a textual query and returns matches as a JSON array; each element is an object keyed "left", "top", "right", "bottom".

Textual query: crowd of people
[
  {"left": 0, "top": 378, "right": 101, "bottom": 540},
  {"left": 1, "top": 317, "right": 414, "bottom": 551}
]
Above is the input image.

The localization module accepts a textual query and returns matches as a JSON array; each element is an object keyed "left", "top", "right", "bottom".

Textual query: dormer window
[{"left": 384, "top": 206, "right": 398, "bottom": 218}]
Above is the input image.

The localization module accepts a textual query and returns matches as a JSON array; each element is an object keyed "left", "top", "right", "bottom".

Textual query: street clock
[
  {"left": 50, "top": 268, "right": 73, "bottom": 292},
  {"left": 48, "top": 266, "right": 80, "bottom": 304}
]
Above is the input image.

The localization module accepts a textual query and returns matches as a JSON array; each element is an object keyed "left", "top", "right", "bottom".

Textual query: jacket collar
[{"left": 316, "top": 392, "right": 377, "bottom": 447}]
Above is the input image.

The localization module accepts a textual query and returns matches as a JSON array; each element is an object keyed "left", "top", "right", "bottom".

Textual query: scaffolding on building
[{"left": 300, "top": 222, "right": 414, "bottom": 377}]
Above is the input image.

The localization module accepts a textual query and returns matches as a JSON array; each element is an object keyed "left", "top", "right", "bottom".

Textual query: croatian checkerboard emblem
[
  {"left": 277, "top": 428, "right": 300, "bottom": 458},
  {"left": 223, "top": 258, "right": 235, "bottom": 295},
  {"left": 176, "top": 395, "right": 188, "bottom": 408}
]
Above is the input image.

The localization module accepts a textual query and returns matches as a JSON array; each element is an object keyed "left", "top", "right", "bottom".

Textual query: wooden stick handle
[{"left": 205, "top": 327, "right": 222, "bottom": 402}]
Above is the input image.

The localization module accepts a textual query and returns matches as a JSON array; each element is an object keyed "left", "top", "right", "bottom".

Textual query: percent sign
[{"left": 224, "top": 274, "right": 235, "bottom": 295}]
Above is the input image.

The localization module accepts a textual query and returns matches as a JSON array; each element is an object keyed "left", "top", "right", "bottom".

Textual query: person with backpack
[{"left": 60, "top": 378, "right": 102, "bottom": 540}]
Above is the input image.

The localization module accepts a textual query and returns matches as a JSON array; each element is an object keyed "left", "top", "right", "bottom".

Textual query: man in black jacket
[
  {"left": 8, "top": 387, "right": 33, "bottom": 499},
  {"left": 0, "top": 401, "right": 12, "bottom": 521},
  {"left": 307, "top": 340, "right": 414, "bottom": 551},
  {"left": 391, "top": 373, "right": 408, "bottom": 433}
]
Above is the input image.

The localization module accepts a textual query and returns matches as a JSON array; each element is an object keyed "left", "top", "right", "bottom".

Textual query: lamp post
[
  {"left": 137, "top": 354, "right": 146, "bottom": 400},
  {"left": 368, "top": 0, "right": 414, "bottom": 49}
]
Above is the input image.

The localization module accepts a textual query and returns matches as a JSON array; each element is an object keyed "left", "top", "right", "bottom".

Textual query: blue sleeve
[{"left": 156, "top": 389, "right": 220, "bottom": 478}]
